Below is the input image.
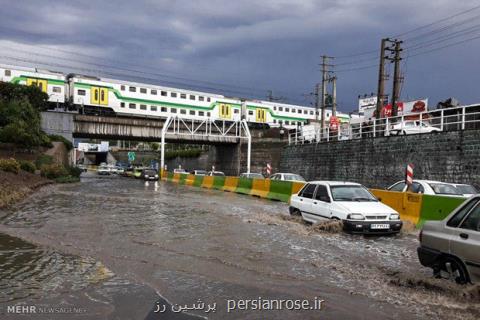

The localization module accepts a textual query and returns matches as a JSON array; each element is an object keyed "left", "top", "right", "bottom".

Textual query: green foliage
[
  {"left": 40, "top": 163, "right": 68, "bottom": 179},
  {"left": 48, "top": 134, "right": 73, "bottom": 151},
  {"left": 0, "top": 99, "right": 50, "bottom": 149},
  {"left": 0, "top": 82, "right": 49, "bottom": 111},
  {"left": 66, "top": 166, "right": 83, "bottom": 178},
  {"left": 0, "top": 158, "right": 21, "bottom": 174},
  {"left": 19, "top": 160, "right": 36, "bottom": 173},
  {"left": 149, "top": 142, "right": 159, "bottom": 151},
  {"left": 35, "top": 154, "right": 54, "bottom": 169},
  {"left": 165, "top": 148, "right": 202, "bottom": 160}
]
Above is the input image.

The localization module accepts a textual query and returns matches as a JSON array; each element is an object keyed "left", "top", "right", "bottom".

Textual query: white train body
[
  {"left": 0, "top": 64, "right": 66, "bottom": 104},
  {"left": 1, "top": 64, "right": 353, "bottom": 129}
]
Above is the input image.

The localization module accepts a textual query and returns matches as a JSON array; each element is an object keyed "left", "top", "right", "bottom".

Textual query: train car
[{"left": 0, "top": 64, "right": 66, "bottom": 105}]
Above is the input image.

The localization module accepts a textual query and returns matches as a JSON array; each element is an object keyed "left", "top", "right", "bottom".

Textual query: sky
[{"left": 0, "top": 0, "right": 479, "bottom": 112}]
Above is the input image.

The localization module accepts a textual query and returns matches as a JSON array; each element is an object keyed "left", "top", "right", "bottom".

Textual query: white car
[
  {"left": 97, "top": 165, "right": 110, "bottom": 175},
  {"left": 208, "top": 171, "right": 225, "bottom": 176},
  {"left": 173, "top": 168, "right": 187, "bottom": 174},
  {"left": 191, "top": 170, "right": 207, "bottom": 176},
  {"left": 240, "top": 173, "right": 264, "bottom": 179},
  {"left": 269, "top": 173, "right": 306, "bottom": 182},
  {"left": 388, "top": 180, "right": 464, "bottom": 197},
  {"left": 289, "top": 181, "right": 402, "bottom": 234},
  {"left": 389, "top": 120, "right": 441, "bottom": 135},
  {"left": 452, "top": 183, "right": 478, "bottom": 197}
]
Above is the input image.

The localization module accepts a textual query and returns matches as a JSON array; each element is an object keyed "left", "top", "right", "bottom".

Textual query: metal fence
[{"left": 288, "top": 104, "right": 480, "bottom": 145}]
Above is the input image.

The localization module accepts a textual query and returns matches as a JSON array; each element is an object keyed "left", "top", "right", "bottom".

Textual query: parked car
[
  {"left": 389, "top": 120, "right": 441, "bottom": 135},
  {"left": 141, "top": 169, "right": 159, "bottom": 181},
  {"left": 388, "top": 180, "right": 464, "bottom": 197},
  {"left": 173, "top": 168, "right": 187, "bottom": 174},
  {"left": 452, "top": 183, "right": 478, "bottom": 197},
  {"left": 76, "top": 164, "right": 88, "bottom": 172},
  {"left": 418, "top": 195, "right": 480, "bottom": 284},
  {"left": 115, "top": 166, "right": 125, "bottom": 174},
  {"left": 289, "top": 181, "right": 402, "bottom": 234},
  {"left": 133, "top": 167, "right": 145, "bottom": 178},
  {"left": 97, "top": 165, "right": 110, "bottom": 175},
  {"left": 270, "top": 173, "right": 306, "bottom": 182},
  {"left": 191, "top": 170, "right": 207, "bottom": 176},
  {"left": 208, "top": 171, "right": 225, "bottom": 176},
  {"left": 240, "top": 173, "right": 264, "bottom": 179}
]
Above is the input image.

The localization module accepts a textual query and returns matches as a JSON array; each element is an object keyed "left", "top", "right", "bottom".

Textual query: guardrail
[
  {"left": 289, "top": 103, "right": 480, "bottom": 144},
  {"left": 161, "top": 171, "right": 467, "bottom": 227}
]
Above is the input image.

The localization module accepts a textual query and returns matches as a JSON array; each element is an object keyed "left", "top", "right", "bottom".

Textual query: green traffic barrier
[
  {"left": 418, "top": 194, "right": 466, "bottom": 226},
  {"left": 179, "top": 173, "right": 188, "bottom": 185},
  {"left": 193, "top": 175, "right": 204, "bottom": 187},
  {"left": 267, "top": 180, "right": 293, "bottom": 202},
  {"left": 235, "top": 178, "right": 253, "bottom": 194},
  {"left": 166, "top": 172, "right": 174, "bottom": 181},
  {"left": 212, "top": 176, "right": 226, "bottom": 190}
]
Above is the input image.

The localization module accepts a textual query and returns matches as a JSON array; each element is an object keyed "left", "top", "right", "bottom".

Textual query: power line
[{"left": 407, "top": 33, "right": 480, "bottom": 58}]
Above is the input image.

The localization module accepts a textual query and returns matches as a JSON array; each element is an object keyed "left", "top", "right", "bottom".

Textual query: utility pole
[
  {"left": 376, "top": 38, "right": 387, "bottom": 119},
  {"left": 320, "top": 55, "right": 334, "bottom": 132},
  {"left": 331, "top": 76, "right": 337, "bottom": 117},
  {"left": 314, "top": 83, "right": 321, "bottom": 120},
  {"left": 390, "top": 40, "right": 403, "bottom": 117}
]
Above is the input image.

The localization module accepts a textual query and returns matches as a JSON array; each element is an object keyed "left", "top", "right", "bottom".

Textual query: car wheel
[
  {"left": 289, "top": 208, "right": 301, "bottom": 216},
  {"left": 439, "top": 257, "right": 469, "bottom": 284}
]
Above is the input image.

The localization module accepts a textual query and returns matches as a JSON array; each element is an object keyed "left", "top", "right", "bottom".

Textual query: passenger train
[{"left": 0, "top": 64, "right": 352, "bottom": 129}]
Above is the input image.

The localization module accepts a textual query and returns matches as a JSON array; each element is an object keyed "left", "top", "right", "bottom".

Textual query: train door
[
  {"left": 27, "top": 78, "right": 47, "bottom": 93},
  {"left": 90, "top": 87, "right": 100, "bottom": 104},
  {"left": 255, "top": 108, "right": 267, "bottom": 122},
  {"left": 99, "top": 88, "right": 108, "bottom": 105},
  {"left": 219, "top": 104, "right": 232, "bottom": 119}
]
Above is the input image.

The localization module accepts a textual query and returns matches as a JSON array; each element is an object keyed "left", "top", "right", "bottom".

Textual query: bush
[
  {"left": 66, "top": 166, "right": 83, "bottom": 178},
  {"left": 48, "top": 134, "right": 73, "bottom": 151},
  {"left": 19, "top": 160, "right": 36, "bottom": 173},
  {"left": 0, "top": 158, "right": 20, "bottom": 174},
  {"left": 54, "top": 175, "right": 80, "bottom": 183},
  {"left": 35, "top": 154, "right": 54, "bottom": 169},
  {"left": 40, "top": 163, "right": 68, "bottom": 179}
]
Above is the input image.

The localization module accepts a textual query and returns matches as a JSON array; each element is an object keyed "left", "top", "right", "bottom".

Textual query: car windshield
[
  {"left": 428, "top": 183, "right": 462, "bottom": 195},
  {"left": 195, "top": 170, "right": 206, "bottom": 175},
  {"left": 330, "top": 185, "right": 378, "bottom": 202},
  {"left": 244, "top": 173, "right": 263, "bottom": 178},
  {"left": 284, "top": 174, "right": 305, "bottom": 181},
  {"left": 213, "top": 172, "right": 225, "bottom": 176},
  {"left": 144, "top": 170, "right": 156, "bottom": 175},
  {"left": 454, "top": 184, "right": 477, "bottom": 194}
]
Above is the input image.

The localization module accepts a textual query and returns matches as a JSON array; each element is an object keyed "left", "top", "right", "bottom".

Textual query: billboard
[
  {"left": 382, "top": 99, "right": 428, "bottom": 118},
  {"left": 358, "top": 96, "right": 378, "bottom": 113}
]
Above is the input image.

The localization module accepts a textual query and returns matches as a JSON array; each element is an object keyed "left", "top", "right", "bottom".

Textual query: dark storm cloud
[{"left": 0, "top": 0, "right": 479, "bottom": 109}]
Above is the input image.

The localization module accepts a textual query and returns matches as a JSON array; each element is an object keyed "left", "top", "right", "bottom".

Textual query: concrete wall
[
  {"left": 280, "top": 130, "right": 480, "bottom": 189},
  {"left": 41, "top": 111, "right": 74, "bottom": 141}
]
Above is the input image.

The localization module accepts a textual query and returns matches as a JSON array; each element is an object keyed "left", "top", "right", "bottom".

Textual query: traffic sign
[{"left": 128, "top": 151, "right": 136, "bottom": 162}]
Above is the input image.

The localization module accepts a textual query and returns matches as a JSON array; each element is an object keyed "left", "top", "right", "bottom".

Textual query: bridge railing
[{"left": 288, "top": 103, "right": 480, "bottom": 145}]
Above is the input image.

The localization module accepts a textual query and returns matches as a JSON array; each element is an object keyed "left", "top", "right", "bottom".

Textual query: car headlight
[
  {"left": 155, "top": 175, "right": 158, "bottom": 178},
  {"left": 145, "top": 175, "right": 149, "bottom": 178},
  {"left": 347, "top": 213, "right": 365, "bottom": 220},
  {"left": 389, "top": 213, "right": 400, "bottom": 220}
]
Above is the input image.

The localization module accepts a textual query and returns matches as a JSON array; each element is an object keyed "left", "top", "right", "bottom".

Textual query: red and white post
[
  {"left": 405, "top": 163, "right": 414, "bottom": 186},
  {"left": 266, "top": 163, "right": 272, "bottom": 176}
]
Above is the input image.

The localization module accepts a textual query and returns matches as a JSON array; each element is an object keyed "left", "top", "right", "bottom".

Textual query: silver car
[{"left": 418, "top": 195, "right": 480, "bottom": 284}]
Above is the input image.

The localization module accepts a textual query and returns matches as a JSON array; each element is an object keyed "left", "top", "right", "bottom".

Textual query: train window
[
  {"left": 151, "top": 89, "right": 157, "bottom": 95},
  {"left": 285, "top": 121, "right": 290, "bottom": 125},
  {"left": 5, "top": 70, "right": 11, "bottom": 76},
  {"left": 151, "top": 106, "right": 157, "bottom": 111},
  {"left": 52, "top": 86, "right": 61, "bottom": 93},
  {"left": 171, "top": 108, "right": 177, "bottom": 113},
  {"left": 171, "top": 92, "right": 177, "bottom": 98},
  {"left": 189, "top": 110, "right": 195, "bottom": 115},
  {"left": 207, "top": 97, "right": 211, "bottom": 102},
  {"left": 190, "top": 95, "right": 195, "bottom": 100},
  {"left": 140, "top": 104, "right": 147, "bottom": 110},
  {"left": 120, "top": 102, "right": 125, "bottom": 108},
  {"left": 248, "top": 110, "right": 253, "bottom": 115},
  {"left": 140, "top": 88, "right": 147, "bottom": 94},
  {"left": 161, "top": 107, "right": 167, "bottom": 112},
  {"left": 129, "top": 86, "right": 136, "bottom": 92},
  {"left": 180, "top": 109, "right": 186, "bottom": 114},
  {"left": 304, "top": 110, "right": 308, "bottom": 114},
  {"left": 121, "top": 85, "right": 125, "bottom": 91},
  {"left": 292, "top": 108, "right": 296, "bottom": 113},
  {"left": 180, "top": 93, "right": 186, "bottom": 99},
  {"left": 129, "top": 103, "right": 136, "bottom": 109},
  {"left": 234, "top": 109, "right": 239, "bottom": 114},
  {"left": 279, "top": 107, "right": 283, "bottom": 111},
  {"left": 199, "top": 111, "right": 205, "bottom": 116},
  {"left": 199, "top": 96, "right": 204, "bottom": 101},
  {"left": 77, "top": 89, "right": 86, "bottom": 96},
  {"left": 285, "top": 108, "right": 290, "bottom": 112},
  {"left": 310, "top": 110, "right": 314, "bottom": 115},
  {"left": 273, "top": 119, "right": 276, "bottom": 123},
  {"left": 279, "top": 120, "right": 283, "bottom": 125},
  {"left": 161, "top": 91, "right": 167, "bottom": 96},
  {"left": 273, "top": 106, "right": 277, "bottom": 110},
  {"left": 207, "top": 112, "right": 211, "bottom": 117}
]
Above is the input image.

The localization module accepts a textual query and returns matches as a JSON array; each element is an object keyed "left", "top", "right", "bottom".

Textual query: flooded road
[{"left": 0, "top": 173, "right": 478, "bottom": 319}]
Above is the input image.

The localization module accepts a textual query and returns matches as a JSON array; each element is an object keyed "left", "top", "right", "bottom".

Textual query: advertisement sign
[
  {"left": 329, "top": 116, "right": 339, "bottom": 131},
  {"left": 358, "top": 96, "right": 377, "bottom": 113},
  {"left": 381, "top": 99, "right": 428, "bottom": 118}
]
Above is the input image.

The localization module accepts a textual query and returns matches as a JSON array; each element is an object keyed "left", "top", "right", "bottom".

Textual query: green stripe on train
[
  {"left": 418, "top": 195, "right": 466, "bottom": 227},
  {"left": 267, "top": 180, "right": 293, "bottom": 202}
]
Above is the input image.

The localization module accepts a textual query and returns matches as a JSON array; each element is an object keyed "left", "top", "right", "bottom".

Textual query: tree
[{"left": 0, "top": 82, "right": 49, "bottom": 111}]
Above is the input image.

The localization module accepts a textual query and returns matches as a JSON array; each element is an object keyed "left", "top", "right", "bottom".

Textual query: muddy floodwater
[{"left": 0, "top": 173, "right": 478, "bottom": 319}]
